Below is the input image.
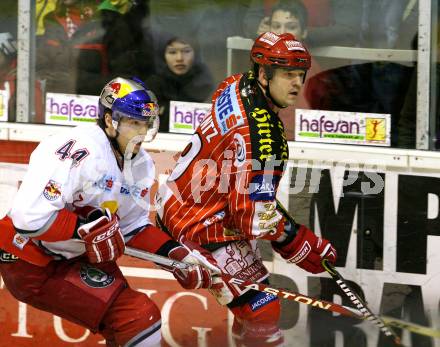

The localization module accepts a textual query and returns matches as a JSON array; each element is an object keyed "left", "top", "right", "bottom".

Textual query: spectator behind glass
[
  {"left": 83, "top": 0, "right": 155, "bottom": 90},
  {"left": 268, "top": 0, "right": 320, "bottom": 140},
  {"left": 0, "top": 32, "right": 44, "bottom": 123},
  {"left": 244, "top": 0, "right": 333, "bottom": 39},
  {"left": 306, "top": 0, "right": 415, "bottom": 146},
  {"left": 146, "top": 35, "right": 214, "bottom": 133},
  {"left": 36, "top": 0, "right": 57, "bottom": 36},
  {"left": 36, "top": 0, "right": 97, "bottom": 94},
  {"left": 270, "top": 0, "right": 307, "bottom": 38},
  {"left": 73, "top": 1, "right": 110, "bottom": 95},
  {"left": 305, "top": 0, "right": 363, "bottom": 47}
]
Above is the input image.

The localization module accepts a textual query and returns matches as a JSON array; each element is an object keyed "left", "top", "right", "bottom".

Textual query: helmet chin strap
[
  {"left": 104, "top": 118, "right": 131, "bottom": 165},
  {"left": 257, "top": 79, "right": 287, "bottom": 109},
  {"left": 109, "top": 120, "right": 141, "bottom": 162},
  {"left": 107, "top": 119, "right": 125, "bottom": 158}
]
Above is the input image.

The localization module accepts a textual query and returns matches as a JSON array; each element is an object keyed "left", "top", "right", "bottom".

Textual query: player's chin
[{"left": 283, "top": 98, "right": 297, "bottom": 107}]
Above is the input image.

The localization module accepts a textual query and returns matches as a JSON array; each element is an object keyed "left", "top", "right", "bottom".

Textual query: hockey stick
[
  {"left": 322, "top": 259, "right": 402, "bottom": 345},
  {"left": 380, "top": 316, "right": 440, "bottom": 339},
  {"left": 125, "top": 246, "right": 364, "bottom": 319},
  {"left": 277, "top": 199, "right": 440, "bottom": 340},
  {"left": 125, "top": 247, "right": 440, "bottom": 340}
]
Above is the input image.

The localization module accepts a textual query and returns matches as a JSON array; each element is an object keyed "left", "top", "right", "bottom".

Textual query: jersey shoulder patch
[{"left": 213, "top": 80, "right": 245, "bottom": 135}]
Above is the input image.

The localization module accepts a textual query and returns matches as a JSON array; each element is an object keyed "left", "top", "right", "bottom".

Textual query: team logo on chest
[
  {"left": 80, "top": 264, "right": 115, "bottom": 288},
  {"left": 95, "top": 175, "right": 114, "bottom": 192},
  {"left": 120, "top": 184, "right": 149, "bottom": 198}
]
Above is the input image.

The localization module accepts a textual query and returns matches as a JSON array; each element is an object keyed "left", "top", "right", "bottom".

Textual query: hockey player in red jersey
[
  {"left": 158, "top": 32, "right": 337, "bottom": 346},
  {"left": 0, "top": 77, "right": 222, "bottom": 346}
]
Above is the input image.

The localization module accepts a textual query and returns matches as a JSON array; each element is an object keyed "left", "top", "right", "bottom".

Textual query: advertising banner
[
  {"left": 169, "top": 101, "right": 211, "bottom": 134},
  {"left": 0, "top": 87, "right": 9, "bottom": 122},
  {"left": 45, "top": 93, "right": 99, "bottom": 125},
  {"left": 1, "top": 153, "right": 439, "bottom": 346},
  {"left": 295, "top": 109, "right": 391, "bottom": 146},
  {"left": 279, "top": 161, "right": 440, "bottom": 347}
]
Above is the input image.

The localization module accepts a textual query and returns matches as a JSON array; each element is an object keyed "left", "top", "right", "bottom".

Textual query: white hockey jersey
[{"left": 9, "top": 124, "right": 156, "bottom": 259}]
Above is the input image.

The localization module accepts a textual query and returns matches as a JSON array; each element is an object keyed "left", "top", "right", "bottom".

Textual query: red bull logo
[
  {"left": 107, "top": 80, "right": 134, "bottom": 99},
  {"left": 142, "top": 102, "right": 159, "bottom": 117},
  {"left": 43, "top": 180, "right": 62, "bottom": 201},
  {"left": 110, "top": 82, "right": 121, "bottom": 95}
]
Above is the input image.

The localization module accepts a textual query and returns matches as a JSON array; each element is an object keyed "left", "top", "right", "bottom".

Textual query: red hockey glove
[
  {"left": 77, "top": 208, "right": 125, "bottom": 263},
  {"left": 168, "top": 238, "right": 223, "bottom": 290},
  {"left": 272, "top": 224, "right": 337, "bottom": 274},
  {"left": 169, "top": 240, "right": 238, "bottom": 305}
]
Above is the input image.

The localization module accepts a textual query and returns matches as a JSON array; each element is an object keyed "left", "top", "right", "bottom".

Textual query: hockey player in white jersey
[{"left": 0, "top": 77, "right": 222, "bottom": 346}]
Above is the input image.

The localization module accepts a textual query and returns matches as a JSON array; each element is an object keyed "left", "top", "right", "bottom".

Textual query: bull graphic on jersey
[{"left": 43, "top": 180, "right": 62, "bottom": 201}]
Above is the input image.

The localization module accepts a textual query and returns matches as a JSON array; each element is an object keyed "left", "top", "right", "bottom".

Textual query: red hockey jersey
[{"left": 158, "top": 71, "right": 289, "bottom": 245}]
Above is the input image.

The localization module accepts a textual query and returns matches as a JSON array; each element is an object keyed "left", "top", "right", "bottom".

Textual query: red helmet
[{"left": 251, "top": 32, "right": 311, "bottom": 70}]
